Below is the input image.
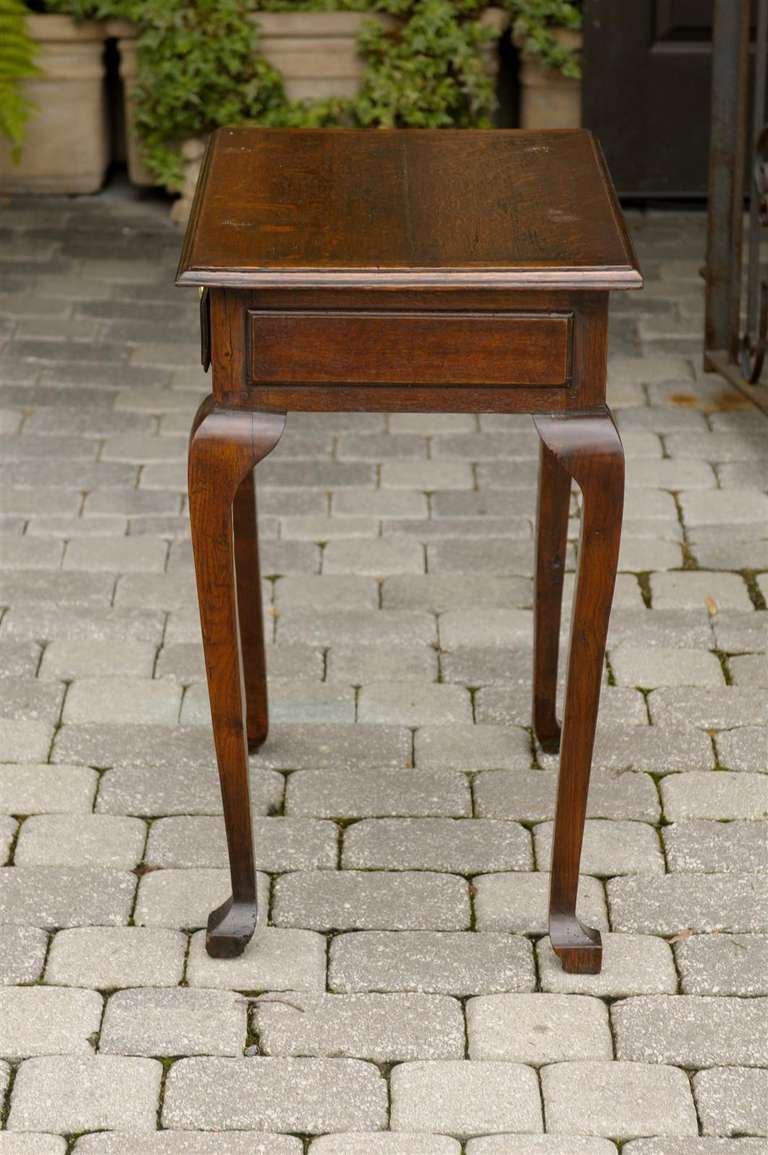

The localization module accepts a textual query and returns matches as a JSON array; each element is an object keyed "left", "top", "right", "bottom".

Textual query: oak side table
[{"left": 178, "top": 126, "right": 642, "bottom": 973}]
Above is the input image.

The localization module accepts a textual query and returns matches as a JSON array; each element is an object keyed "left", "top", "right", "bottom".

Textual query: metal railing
[{"left": 705, "top": 0, "right": 768, "bottom": 405}]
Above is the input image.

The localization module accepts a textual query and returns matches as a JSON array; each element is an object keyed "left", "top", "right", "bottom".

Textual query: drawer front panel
[{"left": 246, "top": 310, "right": 572, "bottom": 388}]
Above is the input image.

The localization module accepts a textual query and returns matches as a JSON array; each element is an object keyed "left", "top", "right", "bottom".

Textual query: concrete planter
[
  {"left": 0, "top": 15, "right": 109, "bottom": 194},
  {"left": 518, "top": 28, "right": 581, "bottom": 129}
]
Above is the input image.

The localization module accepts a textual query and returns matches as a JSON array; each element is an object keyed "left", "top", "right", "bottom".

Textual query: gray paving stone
[
  {"left": 660, "top": 773, "right": 768, "bottom": 821},
  {"left": 73, "top": 1136, "right": 302, "bottom": 1155},
  {"left": 341, "top": 818, "right": 531, "bottom": 873},
  {"left": 184, "top": 679, "right": 354, "bottom": 727},
  {"left": 277, "top": 609, "right": 435, "bottom": 649},
  {"left": 609, "top": 646, "right": 723, "bottom": 688},
  {"left": 648, "top": 687, "right": 768, "bottom": 729},
  {"left": 439, "top": 608, "right": 533, "bottom": 650},
  {"left": 39, "top": 639, "right": 156, "bottom": 679},
  {"left": 114, "top": 571, "right": 197, "bottom": 611},
  {"left": 7, "top": 1055, "right": 162, "bottom": 1132},
  {"left": 323, "top": 538, "right": 424, "bottom": 576},
  {"left": 0, "top": 719, "right": 52, "bottom": 762},
  {"left": 327, "top": 645, "right": 439, "bottom": 684},
  {"left": 252, "top": 723, "right": 412, "bottom": 771},
  {"left": 163, "top": 1056, "right": 388, "bottom": 1132},
  {"left": 428, "top": 538, "right": 535, "bottom": 577},
  {"left": 63, "top": 677, "right": 181, "bottom": 725},
  {"left": 663, "top": 820, "right": 767, "bottom": 872},
  {"left": 186, "top": 926, "right": 326, "bottom": 992},
  {"left": 474, "top": 872, "right": 608, "bottom": 934},
  {"left": 665, "top": 431, "right": 766, "bottom": 463},
  {"left": 623, "top": 1142, "right": 767, "bottom": 1155},
  {"left": 0, "top": 1135, "right": 68, "bottom": 1155},
  {"left": 146, "top": 816, "right": 337, "bottom": 871},
  {"left": 690, "top": 530, "right": 768, "bottom": 571},
  {"left": 281, "top": 515, "right": 378, "bottom": 540},
  {"left": 285, "top": 768, "right": 471, "bottom": 819},
  {"left": 541, "top": 1061, "right": 698, "bottom": 1139},
  {"left": 607, "top": 873, "right": 768, "bottom": 934},
  {"left": 274, "top": 870, "right": 469, "bottom": 931},
  {"left": 466, "top": 1141, "right": 617, "bottom": 1155},
  {"left": 650, "top": 572, "right": 753, "bottom": 611},
  {"left": 0, "top": 924, "right": 48, "bottom": 984},
  {"left": 0, "top": 678, "right": 63, "bottom": 724},
  {"left": 613, "top": 994, "right": 768, "bottom": 1067},
  {"left": 45, "top": 926, "right": 186, "bottom": 988},
  {"left": 693, "top": 1066, "right": 768, "bottom": 1137},
  {"left": 536, "top": 933, "right": 677, "bottom": 996},
  {"left": 534, "top": 819, "right": 664, "bottom": 876},
  {"left": 390, "top": 1060, "right": 542, "bottom": 1137},
  {"left": 0, "top": 762, "right": 96, "bottom": 817},
  {"left": 625, "top": 458, "right": 715, "bottom": 489},
  {"left": 331, "top": 489, "right": 427, "bottom": 518},
  {"left": 382, "top": 574, "right": 531, "bottom": 612},
  {"left": 358, "top": 684, "right": 472, "bottom": 725},
  {"left": 0, "top": 536, "right": 64, "bottom": 570},
  {"left": 414, "top": 725, "right": 532, "bottom": 771},
  {"left": 273, "top": 574, "right": 378, "bottom": 610},
  {"left": 475, "top": 769, "right": 661, "bottom": 824},
  {"left": 579, "top": 726, "right": 715, "bottom": 775},
  {"left": 97, "top": 762, "right": 283, "bottom": 818},
  {"left": 0, "top": 866, "right": 135, "bottom": 927},
  {"left": 716, "top": 727, "right": 768, "bottom": 773},
  {"left": 0, "top": 570, "right": 114, "bottom": 608},
  {"left": 0, "top": 641, "right": 41, "bottom": 680},
  {"left": 476, "top": 686, "right": 647, "bottom": 730},
  {"left": 0, "top": 985, "right": 103, "bottom": 1058},
  {"left": 4, "top": 605, "right": 165, "bottom": 645},
  {"left": 311, "top": 1137, "right": 460, "bottom": 1155},
  {"left": 63, "top": 536, "right": 168, "bottom": 573},
  {"left": 679, "top": 487, "right": 768, "bottom": 526},
  {"left": 329, "top": 930, "right": 535, "bottom": 994},
  {"left": 135, "top": 868, "right": 267, "bottom": 930},
  {"left": 467, "top": 993, "right": 611, "bottom": 1064},
  {"left": 254, "top": 991, "right": 464, "bottom": 1061},
  {"left": 14, "top": 814, "right": 146, "bottom": 868},
  {"left": 730, "top": 653, "right": 768, "bottom": 687},
  {"left": 101, "top": 987, "right": 246, "bottom": 1056},
  {"left": 675, "top": 933, "right": 768, "bottom": 996}
]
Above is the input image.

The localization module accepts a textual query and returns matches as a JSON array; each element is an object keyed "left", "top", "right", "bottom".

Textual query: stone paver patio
[{"left": 0, "top": 187, "right": 767, "bottom": 1153}]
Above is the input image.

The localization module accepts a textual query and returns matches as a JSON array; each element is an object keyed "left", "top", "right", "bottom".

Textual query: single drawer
[{"left": 246, "top": 309, "right": 572, "bottom": 388}]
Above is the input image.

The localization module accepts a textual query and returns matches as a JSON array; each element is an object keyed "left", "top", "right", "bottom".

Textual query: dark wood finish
[
  {"left": 188, "top": 397, "right": 285, "bottom": 957},
  {"left": 181, "top": 127, "right": 640, "bottom": 973},
  {"left": 534, "top": 413, "right": 625, "bottom": 975},
  {"left": 247, "top": 310, "right": 573, "bottom": 388},
  {"left": 177, "top": 127, "right": 640, "bottom": 291}
]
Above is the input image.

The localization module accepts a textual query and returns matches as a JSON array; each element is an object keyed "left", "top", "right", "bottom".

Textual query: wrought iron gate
[{"left": 705, "top": 0, "right": 768, "bottom": 407}]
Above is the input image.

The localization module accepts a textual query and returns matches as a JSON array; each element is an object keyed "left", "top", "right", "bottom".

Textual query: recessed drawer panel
[{"left": 246, "top": 310, "right": 572, "bottom": 387}]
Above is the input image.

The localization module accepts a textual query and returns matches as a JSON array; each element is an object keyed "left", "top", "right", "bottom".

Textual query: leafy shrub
[{"left": 0, "top": 0, "right": 39, "bottom": 157}]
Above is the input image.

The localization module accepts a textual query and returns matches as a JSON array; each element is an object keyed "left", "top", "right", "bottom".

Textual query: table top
[{"left": 177, "top": 127, "right": 642, "bottom": 292}]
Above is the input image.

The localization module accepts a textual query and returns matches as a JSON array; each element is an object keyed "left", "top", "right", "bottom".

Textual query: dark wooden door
[{"left": 583, "top": 1, "right": 716, "bottom": 197}]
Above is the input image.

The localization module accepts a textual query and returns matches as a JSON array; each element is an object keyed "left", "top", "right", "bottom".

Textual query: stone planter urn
[
  {"left": 0, "top": 15, "right": 109, "bottom": 194},
  {"left": 518, "top": 28, "right": 581, "bottom": 129}
]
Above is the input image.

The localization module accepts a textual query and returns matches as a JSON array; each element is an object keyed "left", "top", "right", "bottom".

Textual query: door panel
[{"left": 582, "top": 0, "right": 714, "bottom": 196}]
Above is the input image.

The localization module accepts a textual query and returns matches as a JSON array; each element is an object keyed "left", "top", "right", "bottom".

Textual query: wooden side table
[{"left": 178, "top": 127, "right": 642, "bottom": 973}]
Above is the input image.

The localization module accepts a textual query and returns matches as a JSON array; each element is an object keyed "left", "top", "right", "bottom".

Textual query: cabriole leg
[
  {"left": 188, "top": 398, "right": 286, "bottom": 958},
  {"left": 533, "top": 411, "right": 625, "bottom": 975}
]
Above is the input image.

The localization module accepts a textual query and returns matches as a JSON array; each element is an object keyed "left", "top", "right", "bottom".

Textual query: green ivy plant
[
  {"left": 504, "top": 0, "right": 582, "bottom": 79},
  {"left": 0, "top": 0, "right": 39, "bottom": 158},
  {"left": 16, "top": 0, "right": 499, "bottom": 184}
]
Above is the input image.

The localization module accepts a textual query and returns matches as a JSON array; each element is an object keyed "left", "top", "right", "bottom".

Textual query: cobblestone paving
[{"left": 0, "top": 188, "right": 767, "bottom": 1153}]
